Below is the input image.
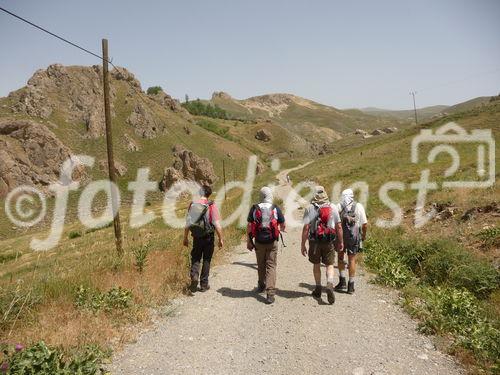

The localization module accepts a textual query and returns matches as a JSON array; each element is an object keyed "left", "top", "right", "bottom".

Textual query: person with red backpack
[
  {"left": 183, "top": 185, "right": 224, "bottom": 293},
  {"left": 247, "top": 186, "right": 285, "bottom": 304},
  {"left": 301, "top": 186, "right": 343, "bottom": 304}
]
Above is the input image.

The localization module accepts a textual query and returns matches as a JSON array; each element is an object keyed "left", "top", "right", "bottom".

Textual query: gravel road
[{"left": 110, "top": 165, "right": 464, "bottom": 375}]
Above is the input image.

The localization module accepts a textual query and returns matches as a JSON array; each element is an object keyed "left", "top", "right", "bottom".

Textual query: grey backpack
[
  {"left": 187, "top": 202, "right": 214, "bottom": 238},
  {"left": 341, "top": 202, "right": 360, "bottom": 251}
]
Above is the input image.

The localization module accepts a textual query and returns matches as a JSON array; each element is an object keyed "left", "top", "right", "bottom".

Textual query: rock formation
[
  {"left": 255, "top": 128, "right": 272, "bottom": 142},
  {"left": 0, "top": 119, "right": 84, "bottom": 197},
  {"left": 159, "top": 145, "right": 217, "bottom": 191}
]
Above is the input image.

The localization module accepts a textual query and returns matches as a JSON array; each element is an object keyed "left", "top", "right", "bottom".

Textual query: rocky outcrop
[
  {"left": 8, "top": 64, "right": 118, "bottom": 138},
  {"left": 127, "top": 103, "right": 163, "bottom": 138},
  {"left": 7, "top": 64, "right": 148, "bottom": 139},
  {"left": 123, "top": 133, "right": 140, "bottom": 152},
  {"left": 148, "top": 90, "right": 189, "bottom": 116},
  {"left": 159, "top": 145, "right": 217, "bottom": 191},
  {"left": 255, "top": 129, "right": 272, "bottom": 142},
  {"left": 0, "top": 119, "right": 84, "bottom": 197},
  {"left": 355, "top": 129, "right": 368, "bottom": 136},
  {"left": 383, "top": 127, "right": 398, "bottom": 133},
  {"left": 211, "top": 91, "right": 233, "bottom": 101},
  {"left": 98, "top": 159, "right": 128, "bottom": 177},
  {"left": 371, "top": 129, "right": 385, "bottom": 136}
]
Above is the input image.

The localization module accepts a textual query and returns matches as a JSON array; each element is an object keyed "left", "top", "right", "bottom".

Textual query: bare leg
[
  {"left": 313, "top": 263, "right": 321, "bottom": 286},
  {"left": 337, "top": 251, "right": 346, "bottom": 276},
  {"left": 335, "top": 251, "right": 348, "bottom": 291},
  {"left": 348, "top": 254, "right": 356, "bottom": 278},
  {"left": 326, "top": 264, "right": 335, "bottom": 283}
]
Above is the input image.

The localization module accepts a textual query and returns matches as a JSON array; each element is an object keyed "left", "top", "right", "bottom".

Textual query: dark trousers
[{"left": 190, "top": 235, "right": 215, "bottom": 287}]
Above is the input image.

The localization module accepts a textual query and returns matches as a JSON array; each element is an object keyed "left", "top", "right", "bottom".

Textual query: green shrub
[
  {"left": 146, "top": 86, "right": 162, "bottom": 95},
  {"left": 396, "top": 238, "right": 438, "bottom": 275},
  {"left": 0, "top": 341, "right": 108, "bottom": 374},
  {"left": 195, "top": 119, "right": 234, "bottom": 140},
  {"left": 182, "top": 99, "right": 228, "bottom": 119},
  {"left": 75, "top": 285, "right": 132, "bottom": 313},
  {"left": 476, "top": 227, "right": 500, "bottom": 249},
  {"left": 366, "top": 235, "right": 499, "bottom": 299},
  {"left": 403, "top": 286, "right": 500, "bottom": 366},
  {"left": 422, "top": 242, "right": 499, "bottom": 299},
  {"left": 68, "top": 231, "right": 81, "bottom": 239},
  {"left": 364, "top": 238, "right": 413, "bottom": 287},
  {"left": 132, "top": 243, "right": 150, "bottom": 273}
]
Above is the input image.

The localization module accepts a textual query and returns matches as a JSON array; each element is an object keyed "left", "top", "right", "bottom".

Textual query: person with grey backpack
[
  {"left": 335, "top": 188, "right": 368, "bottom": 294},
  {"left": 183, "top": 185, "right": 224, "bottom": 293}
]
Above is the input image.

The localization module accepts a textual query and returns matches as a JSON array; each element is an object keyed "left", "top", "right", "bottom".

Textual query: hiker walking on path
[
  {"left": 335, "top": 188, "right": 367, "bottom": 295},
  {"left": 301, "top": 186, "right": 343, "bottom": 304},
  {"left": 247, "top": 186, "right": 286, "bottom": 304},
  {"left": 183, "top": 185, "right": 224, "bottom": 293}
]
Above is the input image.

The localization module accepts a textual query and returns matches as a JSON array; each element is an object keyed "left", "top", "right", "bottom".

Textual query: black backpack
[{"left": 187, "top": 201, "right": 214, "bottom": 238}]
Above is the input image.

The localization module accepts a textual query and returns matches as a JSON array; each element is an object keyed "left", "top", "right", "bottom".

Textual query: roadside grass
[
  {"left": 290, "top": 105, "right": 500, "bottom": 373},
  {"left": 363, "top": 231, "right": 499, "bottom": 372}
]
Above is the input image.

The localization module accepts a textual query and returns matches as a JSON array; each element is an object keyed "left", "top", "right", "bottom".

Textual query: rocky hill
[
  {"left": 209, "top": 91, "right": 403, "bottom": 140},
  {"left": 0, "top": 65, "right": 260, "bottom": 197}
]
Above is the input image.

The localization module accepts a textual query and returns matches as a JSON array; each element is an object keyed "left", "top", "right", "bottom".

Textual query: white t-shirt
[{"left": 336, "top": 202, "right": 368, "bottom": 225}]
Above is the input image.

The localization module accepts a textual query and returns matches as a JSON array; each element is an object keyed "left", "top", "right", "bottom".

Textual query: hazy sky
[{"left": 1, "top": 0, "right": 499, "bottom": 110}]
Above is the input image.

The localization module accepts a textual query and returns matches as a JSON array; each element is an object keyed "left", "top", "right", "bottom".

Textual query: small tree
[
  {"left": 147, "top": 86, "right": 163, "bottom": 95},
  {"left": 185, "top": 94, "right": 189, "bottom": 103}
]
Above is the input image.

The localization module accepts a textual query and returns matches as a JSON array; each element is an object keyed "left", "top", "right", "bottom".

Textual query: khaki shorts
[{"left": 308, "top": 240, "right": 335, "bottom": 265}]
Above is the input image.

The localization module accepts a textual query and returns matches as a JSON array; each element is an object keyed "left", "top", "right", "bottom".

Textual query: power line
[
  {"left": 0, "top": 5, "right": 191, "bottom": 148},
  {"left": 0, "top": 5, "right": 108, "bottom": 62}
]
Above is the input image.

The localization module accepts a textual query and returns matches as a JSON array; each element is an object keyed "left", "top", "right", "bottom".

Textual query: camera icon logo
[{"left": 411, "top": 122, "right": 495, "bottom": 188}]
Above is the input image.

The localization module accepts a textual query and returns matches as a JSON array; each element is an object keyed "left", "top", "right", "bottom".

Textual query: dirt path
[{"left": 110, "top": 164, "right": 464, "bottom": 375}]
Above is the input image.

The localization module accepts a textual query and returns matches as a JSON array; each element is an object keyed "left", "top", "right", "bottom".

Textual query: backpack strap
[{"left": 348, "top": 201, "right": 357, "bottom": 216}]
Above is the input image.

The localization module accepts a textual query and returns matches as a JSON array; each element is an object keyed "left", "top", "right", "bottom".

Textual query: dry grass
[{"left": 0, "top": 161, "right": 281, "bottom": 355}]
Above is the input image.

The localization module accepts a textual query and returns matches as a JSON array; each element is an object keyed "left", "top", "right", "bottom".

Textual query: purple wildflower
[{"left": 0, "top": 362, "right": 8, "bottom": 373}]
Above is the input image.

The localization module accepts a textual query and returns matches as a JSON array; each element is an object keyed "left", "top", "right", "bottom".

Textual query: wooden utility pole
[
  {"left": 222, "top": 159, "right": 227, "bottom": 200},
  {"left": 410, "top": 91, "right": 418, "bottom": 125},
  {"left": 102, "top": 38, "right": 123, "bottom": 256}
]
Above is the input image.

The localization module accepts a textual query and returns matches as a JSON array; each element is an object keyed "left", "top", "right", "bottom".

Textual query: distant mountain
[
  {"left": 360, "top": 105, "right": 448, "bottom": 122},
  {"left": 360, "top": 96, "right": 496, "bottom": 122},
  {"left": 444, "top": 96, "right": 494, "bottom": 115}
]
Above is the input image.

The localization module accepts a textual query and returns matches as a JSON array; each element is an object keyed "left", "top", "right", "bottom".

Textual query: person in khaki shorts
[
  {"left": 247, "top": 187, "right": 285, "bottom": 305},
  {"left": 301, "top": 186, "right": 343, "bottom": 304}
]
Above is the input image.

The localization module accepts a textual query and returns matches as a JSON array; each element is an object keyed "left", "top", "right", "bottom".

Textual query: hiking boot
[
  {"left": 200, "top": 284, "right": 210, "bottom": 292},
  {"left": 311, "top": 286, "right": 322, "bottom": 298},
  {"left": 266, "top": 294, "right": 275, "bottom": 304},
  {"left": 189, "top": 279, "right": 198, "bottom": 293},
  {"left": 326, "top": 282, "right": 335, "bottom": 305},
  {"left": 257, "top": 282, "right": 266, "bottom": 293},
  {"left": 347, "top": 281, "right": 355, "bottom": 295},
  {"left": 334, "top": 277, "right": 347, "bottom": 292}
]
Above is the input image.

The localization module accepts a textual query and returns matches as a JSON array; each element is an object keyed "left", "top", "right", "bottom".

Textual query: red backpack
[
  {"left": 311, "top": 204, "right": 336, "bottom": 242},
  {"left": 250, "top": 204, "right": 280, "bottom": 244}
]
